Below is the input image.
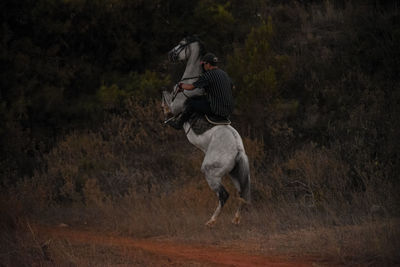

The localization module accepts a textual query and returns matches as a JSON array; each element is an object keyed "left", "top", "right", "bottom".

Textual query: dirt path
[{"left": 36, "top": 225, "right": 322, "bottom": 266}]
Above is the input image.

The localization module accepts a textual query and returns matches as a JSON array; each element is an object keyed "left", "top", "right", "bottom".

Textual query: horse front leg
[{"left": 161, "top": 90, "right": 173, "bottom": 119}]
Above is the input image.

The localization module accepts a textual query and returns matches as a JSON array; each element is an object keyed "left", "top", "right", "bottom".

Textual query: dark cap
[{"left": 201, "top": 53, "right": 219, "bottom": 65}]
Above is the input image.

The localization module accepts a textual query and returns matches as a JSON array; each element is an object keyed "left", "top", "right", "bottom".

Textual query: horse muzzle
[{"left": 168, "top": 50, "right": 178, "bottom": 62}]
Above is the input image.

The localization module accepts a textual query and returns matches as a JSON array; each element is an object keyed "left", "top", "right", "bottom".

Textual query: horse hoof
[
  {"left": 205, "top": 219, "right": 216, "bottom": 227},
  {"left": 232, "top": 216, "right": 241, "bottom": 225},
  {"left": 238, "top": 197, "right": 248, "bottom": 205}
]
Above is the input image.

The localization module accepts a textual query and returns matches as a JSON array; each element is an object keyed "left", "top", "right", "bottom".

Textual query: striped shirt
[{"left": 193, "top": 68, "right": 234, "bottom": 118}]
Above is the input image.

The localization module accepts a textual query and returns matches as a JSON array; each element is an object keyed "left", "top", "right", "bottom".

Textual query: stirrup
[
  {"left": 164, "top": 115, "right": 184, "bottom": 130},
  {"left": 164, "top": 116, "right": 175, "bottom": 124}
]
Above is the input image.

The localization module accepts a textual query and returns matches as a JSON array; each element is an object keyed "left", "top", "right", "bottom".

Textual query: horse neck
[{"left": 182, "top": 49, "right": 202, "bottom": 82}]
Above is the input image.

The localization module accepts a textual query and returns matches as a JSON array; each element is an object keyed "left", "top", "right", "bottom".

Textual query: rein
[
  {"left": 171, "top": 75, "right": 200, "bottom": 101},
  {"left": 179, "top": 76, "right": 199, "bottom": 82}
]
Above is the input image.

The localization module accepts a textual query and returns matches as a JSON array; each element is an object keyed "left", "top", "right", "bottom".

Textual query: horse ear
[{"left": 195, "top": 32, "right": 206, "bottom": 39}]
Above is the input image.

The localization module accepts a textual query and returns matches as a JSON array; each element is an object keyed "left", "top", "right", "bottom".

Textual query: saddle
[{"left": 189, "top": 114, "right": 231, "bottom": 135}]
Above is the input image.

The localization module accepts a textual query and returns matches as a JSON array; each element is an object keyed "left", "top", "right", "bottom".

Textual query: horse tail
[{"left": 235, "top": 150, "right": 251, "bottom": 204}]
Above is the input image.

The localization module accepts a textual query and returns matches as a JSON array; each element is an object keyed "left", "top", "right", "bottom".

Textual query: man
[{"left": 168, "top": 52, "right": 235, "bottom": 130}]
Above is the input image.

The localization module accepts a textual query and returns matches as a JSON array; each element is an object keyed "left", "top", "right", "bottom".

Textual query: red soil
[{"left": 36, "top": 225, "right": 323, "bottom": 266}]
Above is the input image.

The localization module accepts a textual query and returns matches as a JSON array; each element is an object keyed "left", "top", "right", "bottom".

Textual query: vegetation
[{"left": 1, "top": 0, "right": 399, "bottom": 265}]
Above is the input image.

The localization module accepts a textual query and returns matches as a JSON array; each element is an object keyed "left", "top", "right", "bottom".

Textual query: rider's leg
[
  {"left": 188, "top": 96, "right": 212, "bottom": 115},
  {"left": 167, "top": 96, "right": 211, "bottom": 129}
]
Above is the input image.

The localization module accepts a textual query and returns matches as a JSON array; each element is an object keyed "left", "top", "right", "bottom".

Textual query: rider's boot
[
  {"left": 167, "top": 114, "right": 185, "bottom": 130},
  {"left": 166, "top": 108, "right": 192, "bottom": 130}
]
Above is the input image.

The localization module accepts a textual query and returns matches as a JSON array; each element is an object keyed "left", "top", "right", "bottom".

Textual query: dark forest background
[
  {"left": 2, "top": 0, "right": 399, "bottom": 190},
  {"left": 1, "top": 0, "right": 400, "bottom": 265}
]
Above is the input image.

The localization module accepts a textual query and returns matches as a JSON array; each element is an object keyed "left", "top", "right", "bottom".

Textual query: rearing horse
[{"left": 162, "top": 36, "right": 250, "bottom": 226}]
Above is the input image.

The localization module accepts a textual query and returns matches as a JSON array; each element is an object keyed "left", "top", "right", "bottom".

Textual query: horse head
[
  {"left": 163, "top": 36, "right": 205, "bottom": 116},
  {"left": 168, "top": 36, "right": 205, "bottom": 63}
]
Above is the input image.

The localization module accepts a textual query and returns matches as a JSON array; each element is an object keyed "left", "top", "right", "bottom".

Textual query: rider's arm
[{"left": 179, "top": 73, "right": 209, "bottom": 91}]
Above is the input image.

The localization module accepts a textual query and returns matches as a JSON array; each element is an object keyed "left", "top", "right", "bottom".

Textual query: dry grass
[{"left": 2, "top": 100, "right": 399, "bottom": 266}]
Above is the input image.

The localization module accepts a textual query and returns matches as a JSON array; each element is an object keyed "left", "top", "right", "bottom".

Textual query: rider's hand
[{"left": 178, "top": 83, "right": 184, "bottom": 92}]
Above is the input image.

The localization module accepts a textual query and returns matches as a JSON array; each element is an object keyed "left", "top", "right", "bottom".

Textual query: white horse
[{"left": 162, "top": 36, "right": 251, "bottom": 226}]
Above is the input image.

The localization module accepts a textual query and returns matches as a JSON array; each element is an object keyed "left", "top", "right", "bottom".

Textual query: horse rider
[{"left": 167, "top": 52, "right": 235, "bottom": 130}]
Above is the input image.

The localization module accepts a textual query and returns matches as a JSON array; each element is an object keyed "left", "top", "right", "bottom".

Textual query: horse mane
[{"left": 186, "top": 35, "right": 206, "bottom": 60}]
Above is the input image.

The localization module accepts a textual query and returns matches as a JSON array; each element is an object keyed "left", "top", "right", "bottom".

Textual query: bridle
[{"left": 168, "top": 38, "right": 192, "bottom": 63}]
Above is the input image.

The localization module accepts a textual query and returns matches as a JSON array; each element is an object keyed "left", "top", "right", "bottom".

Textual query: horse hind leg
[
  {"left": 204, "top": 174, "right": 230, "bottom": 227},
  {"left": 229, "top": 152, "right": 251, "bottom": 225},
  {"left": 229, "top": 172, "right": 244, "bottom": 225},
  {"left": 201, "top": 144, "right": 237, "bottom": 227}
]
